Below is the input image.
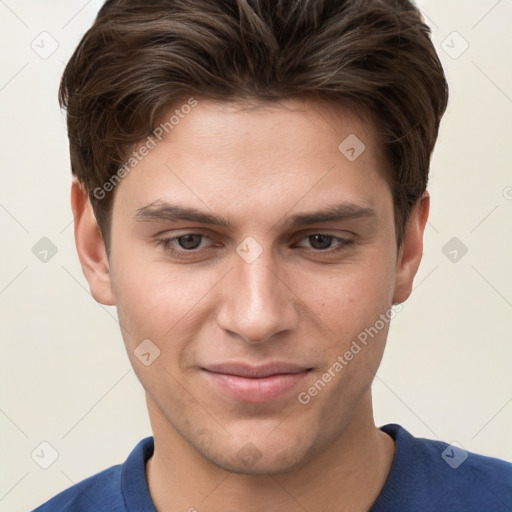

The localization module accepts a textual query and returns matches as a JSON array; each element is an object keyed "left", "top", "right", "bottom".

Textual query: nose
[{"left": 216, "top": 246, "right": 300, "bottom": 345}]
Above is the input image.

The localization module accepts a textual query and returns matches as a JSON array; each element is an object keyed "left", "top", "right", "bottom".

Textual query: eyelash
[{"left": 156, "top": 233, "right": 353, "bottom": 258}]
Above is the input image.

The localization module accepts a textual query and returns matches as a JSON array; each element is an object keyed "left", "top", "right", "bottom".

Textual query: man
[{"left": 33, "top": 0, "right": 512, "bottom": 511}]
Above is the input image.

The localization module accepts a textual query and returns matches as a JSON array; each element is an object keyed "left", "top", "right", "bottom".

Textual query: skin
[{"left": 72, "top": 98, "right": 429, "bottom": 512}]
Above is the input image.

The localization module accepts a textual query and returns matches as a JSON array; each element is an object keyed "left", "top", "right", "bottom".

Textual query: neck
[{"left": 145, "top": 393, "right": 395, "bottom": 512}]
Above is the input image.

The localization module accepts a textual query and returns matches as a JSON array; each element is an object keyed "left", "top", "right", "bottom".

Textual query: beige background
[{"left": 1, "top": 0, "right": 511, "bottom": 510}]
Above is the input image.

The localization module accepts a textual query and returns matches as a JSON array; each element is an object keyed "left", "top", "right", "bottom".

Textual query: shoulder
[
  {"left": 31, "top": 437, "right": 155, "bottom": 512},
  {"left": 31, "top": 465, "right": 124, "bottom": 512},
  {"left": 373, "top": 424, "right": 512, "bottom": 512}
]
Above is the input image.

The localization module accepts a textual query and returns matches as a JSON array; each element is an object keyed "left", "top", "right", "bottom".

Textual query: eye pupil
[
  {"left": 178, "top": 234, "right": 202, "bottom": 249},
  {"left": 309, "top": 234, "right": 332, "bottom": 250}
]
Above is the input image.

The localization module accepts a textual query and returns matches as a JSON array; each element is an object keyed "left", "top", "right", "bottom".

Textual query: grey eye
[{"left": 177, "top": 234, "right": 203, "bottom": 249}]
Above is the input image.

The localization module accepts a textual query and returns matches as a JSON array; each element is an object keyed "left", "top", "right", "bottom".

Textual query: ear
[
  {"left": 392, "top": 191, "right": 430, "bottom": 305},
  {"left": 71, "top": 178, "right": 115, "bottom": 306}
]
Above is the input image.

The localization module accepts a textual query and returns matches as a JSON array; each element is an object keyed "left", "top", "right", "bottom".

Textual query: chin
[{"left": 200, "top": 435, "right": 316, "bottom": 476}]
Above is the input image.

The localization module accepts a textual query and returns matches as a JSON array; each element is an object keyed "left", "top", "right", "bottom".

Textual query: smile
[{"left": 201, "top": 363, "right": 312, "bottom": 403}]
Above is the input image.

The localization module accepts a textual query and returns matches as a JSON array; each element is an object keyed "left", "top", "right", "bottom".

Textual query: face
[{"left": 79, "top": 98, "right": 423, "bottom": 475}]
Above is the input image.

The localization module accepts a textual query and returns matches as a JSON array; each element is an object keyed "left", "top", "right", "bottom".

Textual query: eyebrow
[
  {"left": 134, "top": 200, "right": 377, "bottom": 230},
  {"left": 277, "top": 202, "right": 377, "bottom": 229},
  {"left": 134, "top": 201, "right": 234, "bottom": 229}
]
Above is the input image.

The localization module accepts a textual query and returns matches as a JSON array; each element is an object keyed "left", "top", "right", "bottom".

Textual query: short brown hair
[{"left": 59, "top": 0, "right": 448, "bottom": 254}]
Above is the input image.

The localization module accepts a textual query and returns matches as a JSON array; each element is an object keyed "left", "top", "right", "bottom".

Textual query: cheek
[
  {"left": 299, "top": 269, "right": 396, "bottom": 412},
  {"left": 295, "top": 255, "right": 396, "bottom": 346},
  {"left": 112, "top": 270, "right": 168, "bottom": 344},
  {"left": 110, "top": 256, "right": 219, "bottom": 349},
  {"left": 111, "top": 264, "right": 210, "bottom": 395}
]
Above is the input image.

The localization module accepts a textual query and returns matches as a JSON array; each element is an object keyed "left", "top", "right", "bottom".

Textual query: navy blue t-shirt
[{"left": 32, "top": 424, "right": 512, "bottom": 511}]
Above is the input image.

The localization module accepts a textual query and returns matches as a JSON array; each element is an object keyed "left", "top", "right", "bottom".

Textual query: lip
[{"left": 202, "top": 363, "right": 312, "bottom": 403}]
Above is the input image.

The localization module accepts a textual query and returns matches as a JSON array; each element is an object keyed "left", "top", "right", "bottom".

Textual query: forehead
[
  {"left": 112, "top": 97, "right": 391, "bottom": 224},
  {"left": 155, "top": 97, "right": 383, "bottom": 168}
]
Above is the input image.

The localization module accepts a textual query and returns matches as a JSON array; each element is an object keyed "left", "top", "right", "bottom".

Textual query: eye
[
  {"left": 157, "top": 233, "right": 215, "bottom": 256},
  {"left": 155, "top": 231, "right": 353, "bottom": 259},
  {"left": 175, "top": 234, "right": 203, "bottom": 250},
  {"left": 295, "top": 233, "right": 353, "bottom": 251},
  {"left": 306, "top": 234, "right": 334, "bottom": 250}
]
